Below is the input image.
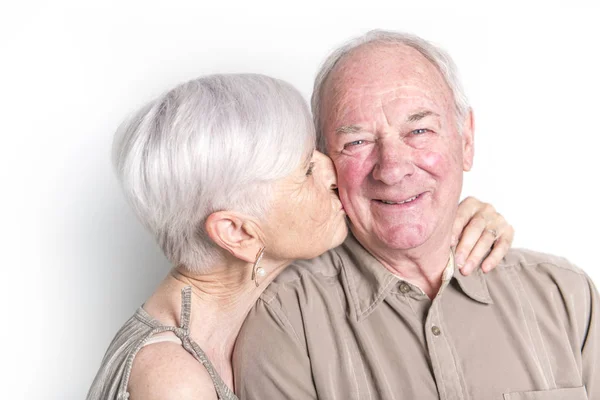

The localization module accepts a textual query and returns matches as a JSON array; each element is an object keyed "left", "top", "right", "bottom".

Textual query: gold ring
[{"left": 485, "top": 228, "right": 498, "bottom": 239}]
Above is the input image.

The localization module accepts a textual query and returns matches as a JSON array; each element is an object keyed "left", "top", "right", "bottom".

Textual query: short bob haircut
[
  {"left": 311, "top": 29, "right": 470, "bottom": 153},
  {"left": 113, "top": 74, "right": 315, "bottom": 273}
]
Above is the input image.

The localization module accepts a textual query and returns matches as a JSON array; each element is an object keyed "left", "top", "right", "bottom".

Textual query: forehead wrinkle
[
  {"left": 333, "top": 84, "right": 444, "bottom": 115},
  {"left": 324, "top": 47, "right": 455, "bottom": 134}
]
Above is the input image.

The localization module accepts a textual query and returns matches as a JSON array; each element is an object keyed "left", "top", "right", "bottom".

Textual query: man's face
[{"left": 321, "top": 43, "right": 474, "bottom": 254}]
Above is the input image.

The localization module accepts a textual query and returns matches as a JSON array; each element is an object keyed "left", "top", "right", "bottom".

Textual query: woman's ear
[{"left": 205, "top": 211, "right": 264, "bottom": 263}]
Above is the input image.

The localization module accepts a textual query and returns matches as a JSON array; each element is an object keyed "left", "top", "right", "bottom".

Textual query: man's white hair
[
  {"left": 113, "top": 74, "right": 315, "bottom": 273},
  {"left": 311, "top": 29, "right": 470, "bottom": 152}
]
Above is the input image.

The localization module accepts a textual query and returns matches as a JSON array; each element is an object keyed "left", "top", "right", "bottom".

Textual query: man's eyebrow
[
  {"left": 407, "top": 111, "right": 439, "bottom": 123},
  {"left": 335, "top": 125, "right": 363, "bottom": 134}
]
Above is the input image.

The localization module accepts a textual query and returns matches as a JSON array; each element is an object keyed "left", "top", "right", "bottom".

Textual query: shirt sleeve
[
  {"left": 582, "top": 273, "right": 600, "bottom": 398},
  {"left": 233, "top": 296, "right": 318, "bottom": 400}
]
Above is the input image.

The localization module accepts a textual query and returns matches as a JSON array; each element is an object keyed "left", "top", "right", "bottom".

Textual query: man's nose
[{"left": 372, "top": 141, "right": 415, "bottom": 185}]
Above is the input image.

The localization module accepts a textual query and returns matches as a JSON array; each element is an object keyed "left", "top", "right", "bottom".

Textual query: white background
[{"left": 2, "top": 1, "right": 599, "bottom": 398}]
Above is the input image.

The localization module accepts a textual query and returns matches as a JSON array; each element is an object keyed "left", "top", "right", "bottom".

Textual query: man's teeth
[{"left": 381, "top": 195, "right": 418, "bottom": 205}]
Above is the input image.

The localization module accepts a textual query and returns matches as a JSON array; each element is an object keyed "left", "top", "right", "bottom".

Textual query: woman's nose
[{"left": 314, "top": 151, "right": 338, "bottom": 189}]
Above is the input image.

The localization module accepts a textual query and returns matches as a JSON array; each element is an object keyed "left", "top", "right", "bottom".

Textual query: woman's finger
[
  {"left": 451, "top": 196, "right": 482, "bottom": 245},
  {"left": 481, "top": 228, "right": 514, "bottom": 272},
  {"left": 454, "top": 214, "right": 487, "bottom": 269},
  {"left": 460, "top": 228, "right": 500, "bottom": 275}
]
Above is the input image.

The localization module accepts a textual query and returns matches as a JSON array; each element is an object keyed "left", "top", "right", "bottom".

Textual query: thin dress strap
[
  {"left": 177, "top": 287, "right": 237, "bottom": 400},
  {"left": 116, "top": 287, "right": 238, "bottom": 400},
  {"left": 179, "top": 286, "right": 192, "bottom": 332}
]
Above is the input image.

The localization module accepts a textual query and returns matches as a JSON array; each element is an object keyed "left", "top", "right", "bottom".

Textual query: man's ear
[
  {"left": 461, "top": 109, "right": 475, "bottom": 171},
  {"left": 205, "top": 211, "right": 264, "bottom": 264}
]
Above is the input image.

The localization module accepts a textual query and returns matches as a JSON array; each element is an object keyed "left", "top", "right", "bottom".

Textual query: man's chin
[{"left": 374, "top": 225, "right": 431, "bottom": 250}]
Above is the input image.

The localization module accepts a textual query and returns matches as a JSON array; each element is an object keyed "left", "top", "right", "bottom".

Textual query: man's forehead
[
  {"left": 326, "top": 81, "right": 452, "bottom": 125},
  {"left": 325, "top": 45, "right": 449, "bottom": 104},
  {"left": 330, "top": 43, "right": 436, "bottom": 84},
  {"left": 319, "top": 43, "right": 456, "bottom": 136}
]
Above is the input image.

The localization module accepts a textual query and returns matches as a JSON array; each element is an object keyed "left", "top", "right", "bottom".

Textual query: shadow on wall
[{"left": 73, "top": 176, "right": 170, "bottom": 390}]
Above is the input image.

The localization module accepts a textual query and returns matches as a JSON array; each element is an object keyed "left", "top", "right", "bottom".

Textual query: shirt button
[
  {"left": 399, "top": 283, "right": 411, "bottom": 293},
  {"left": 431, "top": 326, "right": 441, "bottom": 336}
]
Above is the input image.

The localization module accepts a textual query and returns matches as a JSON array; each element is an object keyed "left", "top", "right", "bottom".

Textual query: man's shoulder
[
  {"left": 488, "top": 248, "right": 596, "bottom": 344},
  {"left": 237, "top": 247, "right": 349, "bottom": 359},
  {"left": 498, "top": 248, "right": 585, "bottom": 276},
  {"left": 490, "top": 248, "right": 591, "bottom": 298},
  {"left": 260, "top": 247, "right": 344, "bottom": 303},
  {"left": 248, "top": 246, "right": 352, "bottom": 342}
]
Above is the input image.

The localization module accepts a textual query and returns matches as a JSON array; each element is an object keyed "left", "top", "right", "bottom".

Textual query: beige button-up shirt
[{"left": 233, "top": 233, "right": 599, "bottom": 399}]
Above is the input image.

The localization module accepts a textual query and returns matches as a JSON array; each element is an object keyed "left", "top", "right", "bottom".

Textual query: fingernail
[
  {"left": 463, "top": 261, "right": 473, "bottom": 274},
  {"left": 455, "top": 253, "right": 465, "bottom": 266},
  {"left": 451, "top": 235, "right": 457, "bottom": 245}
]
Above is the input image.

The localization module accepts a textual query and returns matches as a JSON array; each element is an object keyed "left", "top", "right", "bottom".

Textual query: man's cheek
[
  {"left": 335, "top": 159, "right": 368, "bottom": 212},
  {"left": 420, "top": 151, "right": 446, "bottom": 173},
  {"left": 337, "top": 158, "right": 369, "bottom": 187}
]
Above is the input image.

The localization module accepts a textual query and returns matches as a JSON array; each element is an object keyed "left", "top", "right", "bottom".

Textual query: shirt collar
[
  {"left": 340, "top": 233, "right": 401, "bottom": 321},
  {"left": 340, "top": 233, "right": 493, "bottom": 322},
  {"left": 452, "top": 252, "right": 494, "bottom": 305}
]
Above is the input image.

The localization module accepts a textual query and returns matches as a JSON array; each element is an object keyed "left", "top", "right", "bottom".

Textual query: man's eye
[
  {"left": 344, "top": 140, "right": 365, "bottom": 149},
  {"left": 305, "top": 162, "right": 315, "bottom": 176},
  {"left": 411, "top": 128, "right": 430, "bottom": 135}
]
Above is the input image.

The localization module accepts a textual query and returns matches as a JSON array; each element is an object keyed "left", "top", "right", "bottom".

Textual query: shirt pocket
[{"left": 503, "top": 386, "right": 587, "bottom": 400}]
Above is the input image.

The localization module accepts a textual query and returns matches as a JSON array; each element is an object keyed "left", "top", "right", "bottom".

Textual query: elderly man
[{"left": 233, "top": 31, "right": 599, "bottom": 399}]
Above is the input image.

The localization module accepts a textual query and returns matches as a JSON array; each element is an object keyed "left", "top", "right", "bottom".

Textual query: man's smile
[{"left": 371, "top": 192, "right": 427, "bottom": 207}]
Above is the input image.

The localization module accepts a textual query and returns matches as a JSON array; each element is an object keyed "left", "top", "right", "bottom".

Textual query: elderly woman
[{"left": 87, "top": 74, "right": 513, "bottom": 400}]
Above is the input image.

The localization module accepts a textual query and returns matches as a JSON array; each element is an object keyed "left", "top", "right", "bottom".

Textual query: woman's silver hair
[
  {"left": 311, "top": 29, "right": 470, "bottom": 152},
  {"left": 113, "top": 74, "right": 315, "bottom": 273}
]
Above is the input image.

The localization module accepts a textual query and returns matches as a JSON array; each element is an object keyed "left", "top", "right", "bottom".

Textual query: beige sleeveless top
[{"left": 86, "top": 287, "right": 238, "bottom": 400}]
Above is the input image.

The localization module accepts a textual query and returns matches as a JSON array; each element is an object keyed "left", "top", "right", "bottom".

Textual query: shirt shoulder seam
[
  {"left": 499, "top": 260, "right": 585, "bottom": 276},
  {"left": 256, "top": 293, "right": 306, "bottom": 349}
]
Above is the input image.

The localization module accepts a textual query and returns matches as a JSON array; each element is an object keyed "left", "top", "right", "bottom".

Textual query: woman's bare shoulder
[{"left": 128, "top": 339, "right": 218, "bottom": 400}]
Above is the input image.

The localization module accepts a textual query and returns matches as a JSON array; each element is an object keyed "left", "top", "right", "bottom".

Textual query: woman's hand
[{"left": 451, "top": 196, "right": 514, "bottom": 275}]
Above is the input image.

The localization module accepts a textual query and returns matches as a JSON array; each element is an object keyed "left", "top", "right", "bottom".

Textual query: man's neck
[{"left": 354, "top": 230, "right": 453, "bottom": 299}]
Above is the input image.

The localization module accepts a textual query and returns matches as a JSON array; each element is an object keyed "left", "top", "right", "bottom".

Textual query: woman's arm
[{"left": 128, "top": 343, "right": 219, "bottom": 400}]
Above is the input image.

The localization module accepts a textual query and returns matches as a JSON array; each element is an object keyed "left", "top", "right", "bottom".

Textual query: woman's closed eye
[{"left": 305, "top": 162, "right": 315, "bottom": 176}]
